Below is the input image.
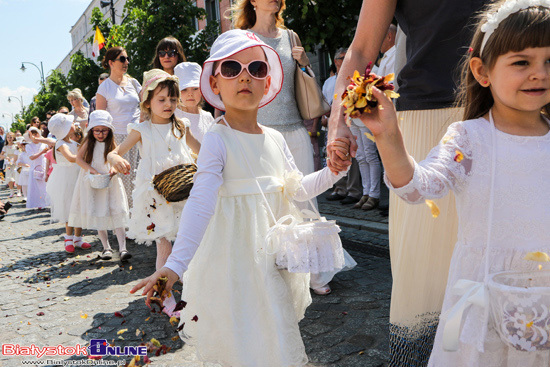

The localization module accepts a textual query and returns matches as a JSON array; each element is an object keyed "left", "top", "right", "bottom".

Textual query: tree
[
  {"left": 283, "top": 0, "right": 362, "bottom": 59},
  {"left": 90, "top": 0, "right": 219, "bottom": 82},
  {"left": 21, "top": 70, "right": 70, "bottom": 123},
  {"left": 67, "top": 51, "right": 104, "bottom": 102}
]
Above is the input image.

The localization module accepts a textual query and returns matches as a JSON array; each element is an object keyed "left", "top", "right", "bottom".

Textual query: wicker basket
[
  {"left": 488, "top": 270, "right": 550, "bottom": 351},
  {"left": 153, "top": 163, "right": 197, "bottom": 202},
  {"left": 88, "top": 173, "right": 112, "bottom": 189}
]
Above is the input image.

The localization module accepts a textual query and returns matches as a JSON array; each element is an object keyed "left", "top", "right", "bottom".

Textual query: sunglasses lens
[
  {"left": 220, "top": 60, "right": 242, "bottom": 78},
  {"left": 249, "top": 61, "right": 268, "bottom": 78}
]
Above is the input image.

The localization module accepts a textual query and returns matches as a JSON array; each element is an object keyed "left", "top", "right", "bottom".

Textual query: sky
[{"left": 0, "top": 0, "right": 91, "bottom": 129}]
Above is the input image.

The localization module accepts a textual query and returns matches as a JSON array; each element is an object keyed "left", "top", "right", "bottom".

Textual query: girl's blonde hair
[
  {"left": 457, "top": 1, "right": 550, "bottom": 120},
  {"left": 141, "top": 80, "right": 187, "bottom": 140},
  {"left": 67, "top": 88, "right": 84, "bottom": 102},
  {"left": 229, "top": 0, "right": 286, "bottom": 30}
]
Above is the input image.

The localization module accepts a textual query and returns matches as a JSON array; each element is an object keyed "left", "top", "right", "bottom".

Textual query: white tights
[{"left": 97, "top": 227, "right": 127, "bottom": 252}]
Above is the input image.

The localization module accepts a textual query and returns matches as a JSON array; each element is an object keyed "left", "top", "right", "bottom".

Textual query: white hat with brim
[
  {"left": 22, "top": 132, "right": 32, "bottom": 143},
  {"left": 200, "top": 29, "right": 283, "bottom": 112},
  {"left": 88, "top": 110, "right": 115, "bottom": 132},
  {"left": 48, "top": 113, "right": 75, "bottom": 140},
  {"left": 174, "top": 62, "right": 202, "bottom": 91},
  {"left": 141, "top": 69, "right": 180, "bottom": 104}
]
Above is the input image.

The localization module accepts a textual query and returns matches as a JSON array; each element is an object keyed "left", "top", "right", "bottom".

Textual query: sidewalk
[{"left": 0, "top": 190, "right": 392, "bottom": 367}]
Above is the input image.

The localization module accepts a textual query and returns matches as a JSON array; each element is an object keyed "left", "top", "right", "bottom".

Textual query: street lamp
[
  {"left": 100, "top": 0, "right": 116, "bottom": 25},
  {"left": 8, "top": 96, "right": 24, "bottom": 115},
  {"left": 20, "top": 61, "right": 45, "bottom": 87}
]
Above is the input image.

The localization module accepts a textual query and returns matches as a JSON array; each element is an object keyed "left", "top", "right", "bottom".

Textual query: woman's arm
[
  {"left": 57, "top": 144, "right": 77, "bottom": 163},
  {"left": 327, "top": 0, "right": 397, "bottom": 171},
  {"left": 75, "top": 141, "right": 99, "bottom": 174},
  {"left": 107, "top": 130, "right": 141, "bottom": 174},
  {"left": 95, "top": 93, "right": 107, "bottom": 110},
  {"left": 185, "top": 127, "right": 201, "bottom": 154}
]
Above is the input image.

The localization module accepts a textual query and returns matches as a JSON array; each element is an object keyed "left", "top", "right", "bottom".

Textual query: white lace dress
[
  {"left": 68, "top": 142, "right": 128, "bottom": 230},
  {"left": 386, "top": 117, "right": 550, "bottom": 366},
  {"left": 127, "top": 120, "right": 195, "bottom": 244},
  {"left": 164, "top": 124, "right": 346, "bottom": 366},
  {"left": 26, "top": 142, "right": 48, "bottom": 209}
]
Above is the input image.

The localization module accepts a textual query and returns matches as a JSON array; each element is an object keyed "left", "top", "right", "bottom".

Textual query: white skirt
[{"left": 47, "top": 164, "right": 80, "bottom": 223}]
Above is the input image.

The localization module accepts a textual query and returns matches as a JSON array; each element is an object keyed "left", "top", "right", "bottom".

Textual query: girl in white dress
[
  {"left": 174, "top": 62, "right": 215, "bottom": 143},
  {"left": 26, "top": 127, "right": 48, "bottom": 209},
  {"left": 16, "top": 137, "right": 31, "bottom": 201},
  {"left": 131, "top": 30, "right": 350, "bottom": 366},
  {"left": 69, "top": 110, "right": 129, "bottom": 261},
  {"left": 0, "top": 132, "right": 20, "bottom": 198},
  {"left": 356, "top": 1, "right": 550, "bottom": 365},
  {"left": 109, "top": 69, "right": 200, "bottom": 314},
  {"left": 46, "top": 114, "right": 91, "bottom": 254}
]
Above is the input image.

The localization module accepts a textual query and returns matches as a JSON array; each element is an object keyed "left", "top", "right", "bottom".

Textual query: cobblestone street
[{"left": 1, "top": 189, "right": 392, "bottom": 367}]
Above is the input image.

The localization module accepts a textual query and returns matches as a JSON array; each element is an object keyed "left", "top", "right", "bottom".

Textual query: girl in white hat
[
  {"left": 174, "top": 62, "right": 215, "bottom": 143},
  {"left": 46, "top": 113, "right": 91, "bottom": 253},
  {"left": 109, "top": 69, "right": 200, "bottom": 315},
  {"left": 0, "top": 132, "right": 20, "bottom": 198},
  {"left": 69, "top": 110, "right": 129, "bottom": 261},
  {"left": 131, "top": 29, "right": 350, "bottom": 366}
]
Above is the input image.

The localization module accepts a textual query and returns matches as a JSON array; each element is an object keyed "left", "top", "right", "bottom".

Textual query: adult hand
[
  {"left": 130, "top": 267, "right": 180, "bottom": 308},
  {"left": 291, "top": 46, "right": 310, "bottom": 67}
]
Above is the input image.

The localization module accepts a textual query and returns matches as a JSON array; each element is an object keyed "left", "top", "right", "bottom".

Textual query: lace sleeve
[{"left": 385, "top": 121, "right": 473, "bottom": 204}]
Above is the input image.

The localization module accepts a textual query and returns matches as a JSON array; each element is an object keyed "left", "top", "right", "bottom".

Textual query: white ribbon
[
  {"left": 263, "top": 214, "right": 298, "bottom": 256},
  {"left": 441, "top": 279, "right": 488, "bottom": 351}
]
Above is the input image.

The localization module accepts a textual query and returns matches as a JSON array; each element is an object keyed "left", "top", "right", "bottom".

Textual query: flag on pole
[{"left": 92, "top": 27, "right": 106, "bottom": 58}]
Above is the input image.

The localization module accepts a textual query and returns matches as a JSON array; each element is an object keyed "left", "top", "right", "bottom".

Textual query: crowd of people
[{"left": 2, "top": 0, "right": 550, "bottom": 366}]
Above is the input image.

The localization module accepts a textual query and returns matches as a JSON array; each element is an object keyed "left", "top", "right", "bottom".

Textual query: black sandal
[
  {"left": 120, "top": 250, "right": 132, "bottom": 262},
  {"left": 101, "top": 249, "right": 113, "bottom": 260}
]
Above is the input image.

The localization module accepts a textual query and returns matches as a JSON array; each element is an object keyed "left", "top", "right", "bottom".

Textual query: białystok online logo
[{"left": 2, "top": 340, "right": 147, "bottom": 358}]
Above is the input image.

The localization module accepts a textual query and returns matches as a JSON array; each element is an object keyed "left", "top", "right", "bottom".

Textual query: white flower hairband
[{"left": 480, "top": 0, "right": 550, "bottom": 55}]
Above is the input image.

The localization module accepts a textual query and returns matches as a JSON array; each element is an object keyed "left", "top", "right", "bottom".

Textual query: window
[{"left": 205, "top": 0, "right": 220, "bottom": 24}]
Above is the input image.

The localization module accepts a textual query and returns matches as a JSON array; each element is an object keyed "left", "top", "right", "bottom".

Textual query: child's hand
[
  {"left": 327, "top": 137, "right": 351, "bottom": 174},
  {"left": 89, "top": 168, "right": 99, "bottom": 175},
  {"left": 110, "top": 155, "right": 131, "bottom": 175},
  {"left": 130, "top": 267, "right": 179, "bottom": 308},
  {"left": 356, "top": 87, "right": 399, "bottom": 138},
  {"left": 108, "top": 167, "right": 117, "bottom": 176}
]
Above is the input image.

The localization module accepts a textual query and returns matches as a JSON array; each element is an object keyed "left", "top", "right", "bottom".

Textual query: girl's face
[
  {"left": 251, "top": 0, "right": 281, "bottom": 14},
  {"left": 91, "top": 127, "right": 110, "bottom": 142},
  {"left": 6, "top": 134, "right": 14, "bottom": 144},
  {"left": 484, "top": 47, "right": 550, "bottom": 114},
  {"left": 180, "top": 87, "right": 202, "bottom": 109},
  {"left": 109, "top": 51, "right": 129, "bottom": 75},
  {"left": 210, "top": 47, "right": 271, "bottom": 112},
  {"left": 148, "top": 86, "right": 178, "bottom": 122}
]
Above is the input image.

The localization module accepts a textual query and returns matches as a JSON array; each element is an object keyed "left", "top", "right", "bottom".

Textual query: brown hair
[
  {"left": 81, "top": 127, "right": 116, "bottom": 165},
  {"left": 151, "top": 37, "right": 187, "bottom": 70},
  {"left": 229, "top": 0, "right": 286, "bottom": 30},
  {"left": 457, "top": 2, "right": 550, "bottom": 120},
  {"left": 141, "top": 80, "right": 186, "bottom": 139},
  {"left": 102, "top": 47, "right": 125, "bottom": 69}
]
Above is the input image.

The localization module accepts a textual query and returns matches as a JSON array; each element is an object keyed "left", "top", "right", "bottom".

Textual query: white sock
[
  {"left": 64, "top": 234, "right": 74, "bottom": 244},
  {"left": 73, "top": 236, "right": 83, "bottom": 247}
]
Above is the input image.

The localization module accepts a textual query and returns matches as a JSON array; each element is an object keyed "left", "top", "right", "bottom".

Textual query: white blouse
[{"left": 96, "top": 77, "right": 142, "bottom": 135}]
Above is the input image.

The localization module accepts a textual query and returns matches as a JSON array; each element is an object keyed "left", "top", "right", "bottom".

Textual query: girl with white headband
[
  {"left": 357, "top": 0, "right": 550, "bottom": 365},
  {"left": 131, "top": 29, "right": 350, "bottom": 366}
]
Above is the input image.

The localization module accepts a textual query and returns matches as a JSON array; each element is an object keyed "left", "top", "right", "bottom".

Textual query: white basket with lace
[
  {"left": 224, "top": 117, "right": 346, "bottom": 274},
  {"left": 87, "top": 173, "right": 112, "bottom": 189}
]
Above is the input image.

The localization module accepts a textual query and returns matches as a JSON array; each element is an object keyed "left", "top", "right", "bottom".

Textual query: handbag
[
  {"left": 223, "top": 117, "right": 345, "bottom": 274},
  {"left": 33, "top": 165, "right": 44, "bottom": 180},
  {"left": 153, "top": 163, "right": 197, "bottom": 202},
  {"left": 288, "top": 30, "right": 331, "bottom": 120}
]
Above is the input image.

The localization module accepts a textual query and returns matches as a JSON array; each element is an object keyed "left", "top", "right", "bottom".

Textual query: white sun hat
[
  {"left": 200, "top": 29, "right": 284, "bottom": 112},
  {"left": 48, "top": 113, "right": 75, "bottom": 140},
  {"left": 141, "top": 69, "right": 180, "bottom": 103},
  {"left": 88, "top": 110, "right": 115, "bottom": 132},
  {"left": 174, "top": 62, "right": 202, "bottom": 91}
]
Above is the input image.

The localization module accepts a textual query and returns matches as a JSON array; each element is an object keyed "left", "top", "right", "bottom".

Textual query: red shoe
[
  {"left": 65, "top": 240, "right": 75, "bottom": 253},
  {"left": 75, "top": 241, "right": 91, "bottom": 249}
]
